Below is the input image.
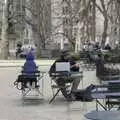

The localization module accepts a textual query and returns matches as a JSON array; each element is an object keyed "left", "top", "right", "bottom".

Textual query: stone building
[
  {"left": 0, "top": 0, "right": 25, "bottom": 51},
  {"left": 0, "top": 0, "right": 52, "bottom": 52}
]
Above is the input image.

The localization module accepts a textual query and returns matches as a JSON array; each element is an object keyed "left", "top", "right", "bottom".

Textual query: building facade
[{"left": 0, "top": 0, "right": 52, "bottom": 51}]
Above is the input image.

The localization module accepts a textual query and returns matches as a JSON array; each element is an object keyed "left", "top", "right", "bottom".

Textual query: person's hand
[{"left": 71, "top": 63, "right": 79, "bottom": 68}]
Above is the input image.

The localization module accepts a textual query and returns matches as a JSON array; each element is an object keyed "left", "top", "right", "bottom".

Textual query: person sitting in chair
[
  {"left": 23, "top": 49, "right": 37, "bottom": 74},
  {"left": 18, "top": 49, "right": 38, "bottom": 88},
  {"left": 49, "top": 50, "right": 80, "bottom": 101},
  {"left": 23, "top": 49, "right": 38, "bottom": 87}
]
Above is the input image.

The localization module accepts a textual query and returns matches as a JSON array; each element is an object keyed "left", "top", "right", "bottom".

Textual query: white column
[{"left": 60, "top": 38, "right": 64, "bottom": 50}]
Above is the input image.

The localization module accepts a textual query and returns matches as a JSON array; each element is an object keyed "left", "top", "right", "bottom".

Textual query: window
[
  {"left": 63, "top": 18, "right": 70, "bottom": 25},
  {"left": 63, "top": 0, "right": 67, "bottom": 2},
  {"left": 114, "top": 28, "right": 117, "bottom": 35},
  {"left": 63, "top": 6, "right": 69, "bottom": 14},
  {"left": 63, "top": 28, "right": 69, "bottom": 36}
]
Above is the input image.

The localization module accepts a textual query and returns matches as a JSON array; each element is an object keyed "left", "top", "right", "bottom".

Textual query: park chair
[
  {"left": 91, "top": 82, "right": 120, "bottom": 111},
  {"left": 14, "top": 50, "right": 45, "bottom": 97},
  {"left": 49, "top": 62, "right": 73, "bottom": 103},
  {"left": 14, "top": 66, "right": 44, "bottom": 97},
  {"left": 49, "top": 62, "right": 83, "bottom": 103}
]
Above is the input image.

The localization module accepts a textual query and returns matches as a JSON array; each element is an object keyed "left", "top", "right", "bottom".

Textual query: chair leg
[
  {"left": 35, "top": 87, "right": 43, "bottom": 96},
  {"left": 49, "top": 89, "right": 61, "bottom": 104},
  {"left": 22, "top": 88, "right": 31, "bottom": 96}
]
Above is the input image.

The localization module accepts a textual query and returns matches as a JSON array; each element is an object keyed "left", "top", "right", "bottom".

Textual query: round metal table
[{"left": 85, "top": 110, "right": 120, "bottom": 120}]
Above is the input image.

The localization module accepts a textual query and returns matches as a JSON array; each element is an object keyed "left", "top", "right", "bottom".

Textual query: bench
[
  {"left": 106, "top": 95, "right": 120, "bottom": 110},
  {"left": 91, "top": 83, "right": 120, "bottom": 111},
  {"left": 99, "top": 75, "right": 120, "bottom": 81}
]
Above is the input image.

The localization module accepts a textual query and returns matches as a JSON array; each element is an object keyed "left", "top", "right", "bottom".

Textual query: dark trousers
[{"left": 18, "top": 75, "right": 37, "bottom": 87}]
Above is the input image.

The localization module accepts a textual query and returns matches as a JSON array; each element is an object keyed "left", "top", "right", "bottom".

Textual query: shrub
[
  {"left": 68, "top": 52, "right": 80, "bottom": 60},
  {"left": 103, "top": 50, "right": 120, "bottom": 63}
]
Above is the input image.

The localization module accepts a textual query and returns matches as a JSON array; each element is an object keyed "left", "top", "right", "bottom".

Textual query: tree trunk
[
  {"left": 36, "top": 35, "right": 41, "bottom": 58},
  {"left": 101, "top": 17, "right": 108, "bottom": 48},
  {"left": 92, "top": 0, "right": 96, "bottom": 42},
  {"left": 0, "top": 0, "right": 9, "bottom": 59}
]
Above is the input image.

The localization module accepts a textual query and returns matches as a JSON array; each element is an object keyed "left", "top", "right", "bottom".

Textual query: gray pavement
[
  {"left": 0, "top": 66, "right": 100, "bottom": 120},
  {"left": 0, "top": 60, "right": 55, "bottom": 67}
]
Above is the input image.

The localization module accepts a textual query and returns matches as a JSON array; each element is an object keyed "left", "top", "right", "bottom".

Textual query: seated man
[{"left": 49, "top": 50, "right": 80, "bottom": 101}]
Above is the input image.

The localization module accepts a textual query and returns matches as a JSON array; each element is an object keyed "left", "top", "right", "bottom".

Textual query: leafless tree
[
  {"left": 52, "top": 0, "right": 91, "bottom": 51},
  {"left": 23, "top": 0, "right": 51, "bottom": 57},
  {"left": 95, "top": 0, "right": 112, "bottom": 48},
  {"left": 0, "top": 0, "right": 51, "bottom": 59}
]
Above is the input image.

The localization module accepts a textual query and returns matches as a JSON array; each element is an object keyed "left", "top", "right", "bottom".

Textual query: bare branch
[
  {"left": 22, "top": 5, "right": 37, "bottom": 17},
  {"left": 107, "top": 0, "right": 113, "bottom": 11},
  {"left": 95, "top": 1, "right": 104, "bottom": 15},
  {"left": 100, "top": 0, "right": 106, "bottom": 11}
]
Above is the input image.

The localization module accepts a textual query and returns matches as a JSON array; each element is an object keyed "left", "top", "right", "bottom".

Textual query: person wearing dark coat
[
  {"left": 49, "top": 50, "right": 80, "bottom": 100},
  {"left": 96, "top": 53, "right": 104, "bottom": 77},
  {"left": 105, "top": 44, "right": 111, "bottom": 50}
]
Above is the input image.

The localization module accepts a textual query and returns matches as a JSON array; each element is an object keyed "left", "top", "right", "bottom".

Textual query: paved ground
[
  {"left": 0, "top": 60, "right": 120, "bottom": 120},
  {"left": 0, "top": 60, "right": 54, "bottom": 67},
  {"left": 0, "top": 65, "right": 100, "bottom": 120},
  {"left": 0, "top": 66, "right": 99, "bottom": 120}
]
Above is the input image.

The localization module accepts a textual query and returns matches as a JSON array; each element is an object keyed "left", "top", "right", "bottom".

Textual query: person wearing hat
[
  {"left": 49, "top": 50, "right": 80, "bottom": 101},
  {"left": 49, "top": 50, "right": 69, "bottom": 74}
]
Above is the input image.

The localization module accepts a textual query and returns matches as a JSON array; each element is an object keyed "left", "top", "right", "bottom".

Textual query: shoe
[
  {"left": 66, "top": 93, "right": 75, "bottom": 102},
  {"left": 35, "top": 85, "right": 40, "bottom": 88},
  {"left": 66, "top": 95, "right": 72, "bottom": 102},
  {"left": 70, "top": 93, "right": 76, "bottom": 101}
]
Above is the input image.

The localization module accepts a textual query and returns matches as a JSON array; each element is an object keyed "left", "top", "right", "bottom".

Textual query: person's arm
[
  {"left": 49, "top": 61, "right": 56, "bottom": 77},
  {"left": 70, "top": 63, "right": 79, "bottom": 69}
]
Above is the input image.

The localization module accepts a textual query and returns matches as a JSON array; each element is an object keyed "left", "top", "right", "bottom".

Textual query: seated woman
[
  {"left": 17, "top": 49, "right": 38, "bottom": 89},
  {"left": 23, "top": 49, "right": 37, "bottom": 74}
]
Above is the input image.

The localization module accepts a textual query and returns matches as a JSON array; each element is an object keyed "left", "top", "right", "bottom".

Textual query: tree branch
[
  {"left": 107, "top": 0, "right": 113, "bottom": 11},
  {"left": 95, "top": 1, "right": 104, "bottom": 15}
]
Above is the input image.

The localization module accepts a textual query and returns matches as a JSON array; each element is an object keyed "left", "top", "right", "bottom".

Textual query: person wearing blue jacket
[
  {"left": 23, "top": 50, "right": 37, "bottom": 74},
  {"left": 22, "top": 49, "right": 38, "bottom": 87}
]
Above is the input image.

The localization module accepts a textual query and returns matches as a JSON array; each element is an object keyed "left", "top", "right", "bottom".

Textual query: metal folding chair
[
  {"left": 49, "top": 72, "right": 72, "bottom": 103},
  {"left": 14, "top": 69, "right": 45, "bottom": 97}
]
